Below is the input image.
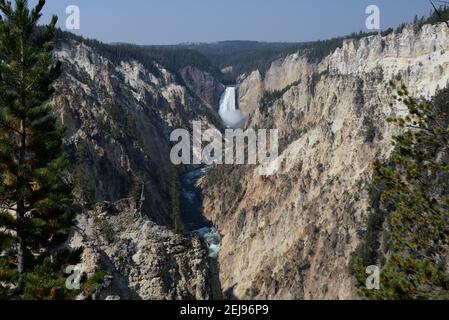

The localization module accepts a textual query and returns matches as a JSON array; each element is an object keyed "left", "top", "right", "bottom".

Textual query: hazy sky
[{"left": 32, "top": 0, "right": 433, "bottom": 45}]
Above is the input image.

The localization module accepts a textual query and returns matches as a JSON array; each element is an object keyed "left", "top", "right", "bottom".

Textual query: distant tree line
[{"left": 54, "top": 29, "right": 226, "bottom": 84}]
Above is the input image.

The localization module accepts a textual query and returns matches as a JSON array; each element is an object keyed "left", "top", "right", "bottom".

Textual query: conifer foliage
[
  {"left": 0, "top": 0, "right": 75, "bottom": 299},
  {"left": 354, "top": 83, "right": 449, "bottom": 299}
]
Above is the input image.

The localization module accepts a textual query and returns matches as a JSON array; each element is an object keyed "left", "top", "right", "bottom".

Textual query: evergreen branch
[
  {"left": 0, "top": 210, "right": 16, "bottom": 229},
  {"left": 429, "top": 0, "right": 449, "bottom": 27},
  {"left": 0, "top": 0, "right": 12, "bottom": 17},
  {"left": 30, "top": 0, "right": 45, "bottom": 24},
  {"left": 0, "top": 76, "right": 19, "bottom": 90},
  {"left": 0, "top": 118, "right": 21, "bottom": 135}
]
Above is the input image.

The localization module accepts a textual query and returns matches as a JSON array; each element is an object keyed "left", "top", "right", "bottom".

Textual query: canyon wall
[
  {"left": 53, "top": 39, "right": 221, "bottom": 225},
  {"left": 202, "top": 22, "right": 449, "bottom": 299},
  {"left": 180, "top": 65, "right": 226, "bottom": 110},
  {"left": 52, "top": 38, "right": 222, "bottom": 299}
]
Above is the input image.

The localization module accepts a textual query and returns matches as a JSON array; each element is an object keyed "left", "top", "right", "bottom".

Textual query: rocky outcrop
[
  {"left": 70, "top": 200, "right": 222, "bottom": 300},
  {"left": 180, "top": 66, "right": 226, "bottom": 108},
  {"left": 237, "top": 70, "right": 264, "bottom": 114},
  {"left": 202, "top": 22, "right": 449, "bottom": 299}
]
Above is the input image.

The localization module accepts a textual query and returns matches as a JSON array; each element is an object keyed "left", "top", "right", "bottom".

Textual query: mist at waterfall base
[
  {"left": 180, "top": 167, "right": 221, "bottom": 259},
  {"left": 219, "top": 87, "right": 248, "bottom": 129}
]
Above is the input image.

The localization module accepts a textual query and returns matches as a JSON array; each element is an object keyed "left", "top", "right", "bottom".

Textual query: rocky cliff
[
  {"left": 180, "top": 66, "right": 226, "bottom": 109},
  {"left": 201, "top": 22, "right": 449, "bottom": 299},
  {"left": 52, "top": 38, "right": 223, "bottom": 299},
  {"left": 69, "top": 200, "right": 222, "bottom": 300},
  {"left": 53, "top": 38, "right": 221, "bottom": 225}
]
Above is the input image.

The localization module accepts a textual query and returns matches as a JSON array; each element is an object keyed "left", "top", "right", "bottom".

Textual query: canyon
[{"left": 52, "top": 21, "right": 449, "bottom": 299}]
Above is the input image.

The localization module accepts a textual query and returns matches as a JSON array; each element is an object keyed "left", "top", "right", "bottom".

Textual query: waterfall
[{"left": 219, "top": 87, "right": 248, "bottom": 129}]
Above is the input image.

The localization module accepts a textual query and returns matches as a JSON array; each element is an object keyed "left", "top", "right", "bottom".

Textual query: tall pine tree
[{"left": 0, "top": 0, "right": 75, "bottom": 299}]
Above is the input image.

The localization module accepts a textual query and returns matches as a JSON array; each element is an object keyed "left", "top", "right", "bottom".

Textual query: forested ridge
[{"left": 53, "top": 6, "right": 449, "bottom": 85}]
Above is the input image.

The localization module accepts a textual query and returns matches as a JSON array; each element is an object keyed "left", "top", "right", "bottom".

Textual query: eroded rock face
[
  {"left": 70, "top": 201, "right": 222, "bottom": 300},
  {"left": 180, "top": 66, "right": 226, "bottom": 108},
  {"left": 237, "top": 70, "right": 264, "bottom": 114},
  {"left": 202, "top": 22, "right": 449, "bottom": 300},
  {"left": 52, "top": 38, "right": 223, "bottom": 299},
  {"left": 53, "top": 39, "right": 221, "bottom": 225}
]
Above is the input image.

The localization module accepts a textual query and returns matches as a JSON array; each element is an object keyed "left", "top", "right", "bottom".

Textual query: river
[
  {"left": 180, "top": 166, "right": 221, "bottom": 259},
  {"left": 179, "top": 86, "right": 244, "bottom": 259}
]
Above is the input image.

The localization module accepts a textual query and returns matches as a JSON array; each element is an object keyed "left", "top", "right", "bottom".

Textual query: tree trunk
[
  {"left": 16, "top": 119, "right": 26, "bottom": 275},
  {"left": 17, "top": 237, "right": 25, "bottom": 274},
  {"left": 16, "top": 32, "right": 27, "bottom": 275}
]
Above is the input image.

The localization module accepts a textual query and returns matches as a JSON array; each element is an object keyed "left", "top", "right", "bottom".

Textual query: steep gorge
[{"left": 52, "top": 37, "right": 224, "bottom": 299}]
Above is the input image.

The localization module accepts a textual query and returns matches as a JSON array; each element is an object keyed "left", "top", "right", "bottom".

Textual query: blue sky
[{"left": 32, "top": 0, "right": 433, "bottom": 45}]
